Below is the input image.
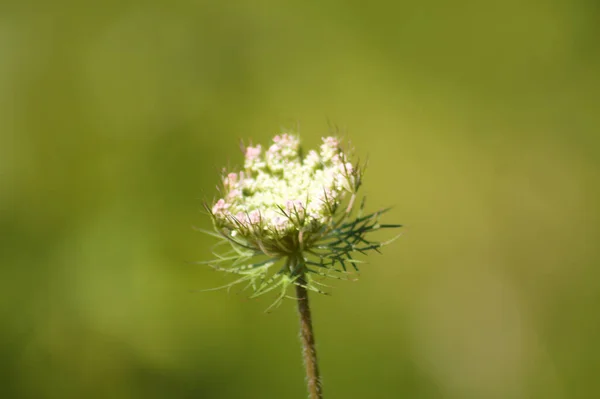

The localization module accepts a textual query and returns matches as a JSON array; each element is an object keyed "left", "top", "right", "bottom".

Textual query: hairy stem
[{"left": 295, "top": 266, "right": 323, "bottom": 399}]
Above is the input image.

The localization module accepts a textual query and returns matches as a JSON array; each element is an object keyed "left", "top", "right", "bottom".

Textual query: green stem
[{"left": 294, "top": 260, "right": 323, "bottom": 399}]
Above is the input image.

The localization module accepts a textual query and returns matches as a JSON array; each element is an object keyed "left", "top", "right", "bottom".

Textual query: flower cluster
[
  {"left": 200, "top": 132, "right": 400, "bottom": 311},
  {"left": 211, "top": 134, "right": 357, "bottom": 247}
]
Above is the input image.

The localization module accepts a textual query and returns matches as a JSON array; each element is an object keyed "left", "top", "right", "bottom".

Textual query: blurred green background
[{"left": 1, "top": 1, "right": 599, "bottom": 398}]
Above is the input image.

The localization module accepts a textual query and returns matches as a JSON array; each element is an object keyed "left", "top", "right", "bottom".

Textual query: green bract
[{"left": 200, "top": 133, "right": 400, "bottom": 311}]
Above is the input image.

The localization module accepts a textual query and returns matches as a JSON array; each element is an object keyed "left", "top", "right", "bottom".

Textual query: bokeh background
[{"left": 1, "top": 1, "right": 599, "bottom": 398}]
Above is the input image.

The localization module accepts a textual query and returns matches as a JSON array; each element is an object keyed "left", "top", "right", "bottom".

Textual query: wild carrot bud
[{"left": 200, "top": 132, "right": 401, "bottom": 310}]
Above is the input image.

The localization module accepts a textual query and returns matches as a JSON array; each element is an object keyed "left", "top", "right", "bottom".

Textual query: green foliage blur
[{"left": 1, "top": 1, "right": 599, "bottom": 398}]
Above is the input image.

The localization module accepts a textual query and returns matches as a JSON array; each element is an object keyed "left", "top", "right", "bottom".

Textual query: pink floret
[
  {"left": 212, "top": 199, "right": 229, "bottom": 215},
  {"left": 245, "top": 145, "right": 262, "bottom": 161}
]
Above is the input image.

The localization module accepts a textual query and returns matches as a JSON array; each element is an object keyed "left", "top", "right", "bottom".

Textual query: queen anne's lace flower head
[
  {"left": 202, "top": 132, "right": 400, "bottom": 311},
  {"left": 211, "top": 134, "right": 359, "bottom": 247}
]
